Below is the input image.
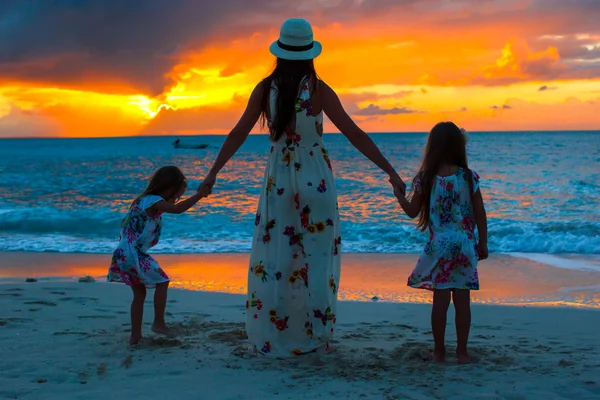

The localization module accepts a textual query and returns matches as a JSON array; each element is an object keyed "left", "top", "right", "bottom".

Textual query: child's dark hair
[
  {"left": 137, "top": 166, "right": 186, "bottom": 203},
  {"left": 414, "top": 122, "right": 474, "bottom": 231}
]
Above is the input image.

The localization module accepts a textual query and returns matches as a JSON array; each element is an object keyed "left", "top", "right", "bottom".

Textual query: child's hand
[
  {"left": 197, "top": 182, "right": 212, "bottom": 198},
  {"left": 477, "top": 242, "right": 489, "bottom": 260},
  {"left": 198, "top": 172, "right": 217, "bottom": 193},
  {"left": 389, "top": 179, "right": 406, "bottom": 199}
]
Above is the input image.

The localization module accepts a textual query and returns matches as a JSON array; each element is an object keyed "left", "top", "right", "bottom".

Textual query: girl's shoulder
[
  {"left": 139, "top": 195, "right": 165, "bottom": 211},
  {"left": 459, "top": 167, "right": 479, "bottom": 182},
  {"left": 458, "top": 168, "right": 480, "bottom": 193},
  {"left": 412, "top": 171, "right": 430, "bottom": 193}
]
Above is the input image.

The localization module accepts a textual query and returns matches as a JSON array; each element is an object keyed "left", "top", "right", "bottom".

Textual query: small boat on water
[{"left": 172, "top": 139, "right": 209, "bottom": 149}]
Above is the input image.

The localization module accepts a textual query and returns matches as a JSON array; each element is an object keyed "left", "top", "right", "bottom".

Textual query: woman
[{"left": 200, "top": 18, "right": 406, "bottom": 357}]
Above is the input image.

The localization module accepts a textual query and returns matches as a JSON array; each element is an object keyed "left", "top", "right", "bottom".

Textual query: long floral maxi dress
[
  {"left": 408, "top": 168, "right": 481, "bottom": 290},
  {"left": 107, "top": 195, "right": 170, "bottom": 287},
  {"left": 246, "top": 79, "right": 341, "bottom": 357}
]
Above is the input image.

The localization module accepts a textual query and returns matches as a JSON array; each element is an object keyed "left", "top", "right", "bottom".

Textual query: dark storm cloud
[
  {"left": 1, "top": 0, "right": 599, "bottom": 94},
  {"left": 0, "top": 0, "right": 281, "bottom": 95}
]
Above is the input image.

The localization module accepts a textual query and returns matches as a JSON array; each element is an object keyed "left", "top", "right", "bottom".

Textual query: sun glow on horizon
[{"left": 1, "top": 2, "right": 600, "bottom": 138}]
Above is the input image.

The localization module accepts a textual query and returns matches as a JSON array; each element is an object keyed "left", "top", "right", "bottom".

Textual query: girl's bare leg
[
  {"left": 151, "top": 282, "right": 171, "bottom": 335},
  {"left": 130, "top": 285, "right": 147, "bottom": 345},
  {"left": 452, "top": 289, "right": 472, "bottom": 364},
  {"left": 431, "top": 289, "right": 451, "bottom": 362}
]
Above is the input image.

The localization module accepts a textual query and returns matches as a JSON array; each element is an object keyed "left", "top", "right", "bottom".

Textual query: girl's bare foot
[
  {"left": 151, "top": 323, "right": 176, "bottom": 337},
  {"left": 129, "top": 335, "right": 143, "bottom": 345},
  {"left": 456, "top": 350, "right": 472, "bottom": 364},
  {"left": 432, "top": 346, "right": 446, "bottom": 362}
]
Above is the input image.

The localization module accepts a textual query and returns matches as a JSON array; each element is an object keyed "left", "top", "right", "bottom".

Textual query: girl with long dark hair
[{"left": 392, "top": 122, "right": 488, "bottom": 364}]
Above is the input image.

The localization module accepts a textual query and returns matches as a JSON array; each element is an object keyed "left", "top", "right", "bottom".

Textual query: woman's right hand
[
  {"left": 198, "top": 172, "right": 217, "bottom": 194},
  {"left": 197, "top": 181, "right": 213, "bottom": 198}
]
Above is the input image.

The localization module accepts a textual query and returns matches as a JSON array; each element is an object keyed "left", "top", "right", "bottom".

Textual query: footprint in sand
[
  {"left": 208, "top": 329, "right": 248, "bottom": 345},
  {"left": 392, "top": 342, "right": 432, "bottom": 363},
  {"left": 121, "top": 355, "right": 133, "bottom": 369},
  {"left": 489, "top": 355, "right": 515, "bottom": 365},
  {"left": 0, "top": 292, "right": 22, "bottom": 297},
  {"left": 475, "top": 334, "right": 493, "bottom": 340},
  {"left": 53, "top": 331, "right": 90, "bottom": 336},
  {"left": 24, "top": 300, "right": 57, "bottom": 306},
  {"left": 0, "top": 317, "right": 34, "bottom": 326},
  {"left": 42, "top": 287, "right": 78, "bottom": 292},
  {"left": 144, "top": 337, "right": 182, "bottom": 348},
  {"left": 341, "top": 333, "right": 369, "bottom": 340},
  {"left": 59, "top": 297, "right": 98, "bottom": 305},
  {"left": 558, "top": 359, "right": 576, "bottom": 367},
  {"left": 97, "top": 362, "right": 108, "bottom": 378},
  {"left": 387, "top": 333, "right": 405, "bottom": 339},
  {"left": 473, "top": 325, "right": 502, "bottom": 331}
]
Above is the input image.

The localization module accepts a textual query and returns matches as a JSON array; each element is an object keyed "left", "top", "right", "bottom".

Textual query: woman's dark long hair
[
  {"left": 414, "top": 122, "right": 474, "bottom": 231},
  {"left": 260, "top": 58, "right": 317, "bottom": 142},
  {"left": 135, "top": 166, "right": 186, "bottom": 205}
]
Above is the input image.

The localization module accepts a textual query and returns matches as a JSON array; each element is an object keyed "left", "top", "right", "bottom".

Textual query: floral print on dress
[
  {"left": 407, "top": 168, "right": 480, "bottom": 290},
  {"left": 107, "top": 195, "right": 169, "bottom": 287},
  {"left": 246, "top": 76, "right": 340, "bottom": 357}
]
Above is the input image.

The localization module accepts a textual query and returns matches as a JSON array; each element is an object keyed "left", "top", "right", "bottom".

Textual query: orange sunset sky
[{"left": 0, "top": 0, "right": 599, "bottom": 138}]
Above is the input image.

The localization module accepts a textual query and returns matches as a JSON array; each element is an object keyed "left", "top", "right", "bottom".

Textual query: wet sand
[{"left": 2, "top": 252, "right": 599, "bottom": 308}]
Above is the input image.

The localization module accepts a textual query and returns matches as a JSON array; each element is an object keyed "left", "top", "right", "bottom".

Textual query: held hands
[
  {"left": 197, "top": 182, "right": 212, "bottom": 198},
  {"left": 197, "top": 172, "right": 217, "bottom": 198},
  {"left": 388, "top": 170, "right": 406, "bottom": 200},
  {"left": 388, "top": 172, "right": 406, "bottom": 196},
  {"left": 390, "top": 179, "right": 406, "bottom": 200}
]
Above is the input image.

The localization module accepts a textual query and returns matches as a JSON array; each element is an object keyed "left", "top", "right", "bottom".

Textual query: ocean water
[{"left": 0, "top": 132, "right": 599, "bottom": 256}]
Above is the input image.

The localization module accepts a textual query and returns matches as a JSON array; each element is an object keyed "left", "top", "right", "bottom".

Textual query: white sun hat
[{"left": 269, "top": 18, "right": 322, "bottom": 60}]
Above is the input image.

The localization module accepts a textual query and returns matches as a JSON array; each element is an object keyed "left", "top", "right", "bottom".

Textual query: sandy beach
[{"left": 1, "top": 253, "right": 600, "bottom": 399}]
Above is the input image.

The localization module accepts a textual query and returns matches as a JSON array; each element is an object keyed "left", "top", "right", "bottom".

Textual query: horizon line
[{"left": 1, "top": 129, "right": 599, "bottom": 140}]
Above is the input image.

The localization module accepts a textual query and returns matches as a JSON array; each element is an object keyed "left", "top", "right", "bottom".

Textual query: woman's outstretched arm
[
  {"left": 321, "top": 82, "right": 406, "bottom": 192},
  {"left": 201, "top": 82, "right": 265, "bottom": 188}
]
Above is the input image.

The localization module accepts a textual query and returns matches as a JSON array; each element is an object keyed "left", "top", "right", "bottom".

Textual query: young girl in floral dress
[
  {"left": 391, "top": 122, "right": 488, "bottom": 364},
  {"left": 108, "top": 166, "right": 211, "bottom": 345}
]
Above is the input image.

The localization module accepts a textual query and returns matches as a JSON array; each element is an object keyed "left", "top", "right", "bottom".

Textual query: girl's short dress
[
  {"left": 408, "top": 168, "right": 480, "bottom": 290},
  {"left": 107, "top": 195, "right": 169, "bottom": 286}
]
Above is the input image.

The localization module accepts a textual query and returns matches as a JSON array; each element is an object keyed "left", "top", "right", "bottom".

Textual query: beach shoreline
[{"left": 1, "top": 251, "right": 599, "bottom": 309}]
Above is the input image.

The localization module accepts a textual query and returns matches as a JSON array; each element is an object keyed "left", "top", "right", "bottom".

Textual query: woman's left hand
[
  {"left": 390, "top": 179, "right": 405, "bottom": 199},
  {"left": 388, "top": 171, "right": 406, "bottom": 195}
]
